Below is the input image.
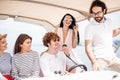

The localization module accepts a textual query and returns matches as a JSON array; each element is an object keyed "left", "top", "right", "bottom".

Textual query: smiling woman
[{"left": 0, "top": 18, "right": 47, "bottom": 55}]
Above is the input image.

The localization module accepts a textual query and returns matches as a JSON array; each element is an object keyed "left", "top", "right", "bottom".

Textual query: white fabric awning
[{"left": 0, "top": 0, "right": 120, "bottom": 31}]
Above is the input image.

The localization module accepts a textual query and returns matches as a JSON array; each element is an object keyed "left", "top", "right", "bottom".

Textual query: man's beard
[{"left": 94, "top": 16, "right": 104, "bottom": 22}]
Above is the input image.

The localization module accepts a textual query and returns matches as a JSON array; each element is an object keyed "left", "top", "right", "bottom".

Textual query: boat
[{"left": 0, "top": 0, "right": 120, "bottom": 80}]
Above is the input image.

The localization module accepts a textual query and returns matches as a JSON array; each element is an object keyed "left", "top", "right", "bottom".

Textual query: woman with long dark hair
[
  {"left": 55, "top": 13, "right": 79, "bottom": 50},
  {"left": 12, "top": 34, "right": 40, "bottom": 80},
  {"left": 55, "top": 13, "right": 82, "bottom": 65}
]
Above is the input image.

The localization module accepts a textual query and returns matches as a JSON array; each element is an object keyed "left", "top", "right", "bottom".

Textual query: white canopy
[{"left": 0, "top": 0, "right": 120, "bottom": 31}]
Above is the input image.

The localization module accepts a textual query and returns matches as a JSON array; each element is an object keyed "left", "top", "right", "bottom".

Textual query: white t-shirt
[
  {"left": 40, "top": 51, "right": 75, "bottom": 77},
  {"left": 85, "top": 18, "right": 116, "bottom": 58}
]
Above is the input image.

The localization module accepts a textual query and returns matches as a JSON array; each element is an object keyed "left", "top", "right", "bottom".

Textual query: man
[
  {"left": 40, "top": 32, "right": 77, "bottom": 77},
  {"left": 85, "top": 0, "right": 120, "bottom": 72}
]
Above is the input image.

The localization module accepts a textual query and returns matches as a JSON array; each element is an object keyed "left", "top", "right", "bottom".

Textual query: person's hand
[
  {"left": 92, "top": 62, "right": 102, "bottom": 71},
  {"left": 62, "top": 45, "right": 70, "bottom": 56},
  {"left": 3, "top": 77, "right": 8, "bottom": 80},
  {"left": 0, "top": 73, "right": 8, "bottom": 80},
  {"left": 73, "top": 24, "right": 78, "bottom": 33},
  {"left": 64, "top": 71, "right": 71, "bottom": 75}
]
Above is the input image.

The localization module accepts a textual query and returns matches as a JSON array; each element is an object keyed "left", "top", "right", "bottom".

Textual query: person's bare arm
[
  {"left": 85, "top": 40, "right": 101, "bottom": 70},
  {"left": 72, "top": 24, "right": 78, "bottom": 48},
  {"left": 85, "top": 40, "right": 96, "bottom": 64},
  {"left": 113, "top": 28, "right": 120, "bottom": 37}
]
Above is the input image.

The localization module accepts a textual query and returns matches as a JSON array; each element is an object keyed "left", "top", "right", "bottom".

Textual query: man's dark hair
[{"left": 89, "top": 0, "right": 107, "bottom": 14}]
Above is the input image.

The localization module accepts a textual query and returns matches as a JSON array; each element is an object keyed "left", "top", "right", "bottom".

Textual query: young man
[
  {"left": 40, "top": 32, "right": 85, "bottom": 77},
  {"left": 85, "top": 0, "right": 120, "bottom": 72}
]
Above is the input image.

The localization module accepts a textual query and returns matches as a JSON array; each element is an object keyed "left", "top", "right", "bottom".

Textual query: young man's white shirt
[{"left": 40, "top": 51, "right": 75, "bottom": 77}]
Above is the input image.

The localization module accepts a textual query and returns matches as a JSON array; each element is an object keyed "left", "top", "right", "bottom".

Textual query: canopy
[{"left": 0, "top": 0, "right": 120, "bottom": 31}]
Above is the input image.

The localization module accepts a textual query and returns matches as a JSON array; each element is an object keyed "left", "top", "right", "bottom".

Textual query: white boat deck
[{"left": 22, "top": 71, "right": 120, "bottom": 80}]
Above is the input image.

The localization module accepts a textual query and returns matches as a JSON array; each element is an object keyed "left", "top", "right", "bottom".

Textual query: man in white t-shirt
[
  {"left": 85, "top": 0, "right": 120, "bottom": 72},
  {"left": 40, "top": 32, "right": 75, "bottom": 77}
]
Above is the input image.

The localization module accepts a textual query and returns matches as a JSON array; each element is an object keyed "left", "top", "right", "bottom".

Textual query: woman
[
  {"left": 0, "top": 34, "right": 13, "bottom": 80},
  {"left": 11, "top": 34, "right": 40, "bottom": 80},
  {"left": 55, "top": 13, "right": 81, "bottom": 64},
  {"left": 55, "top": 13, "right": 79, "bottom": 50}
]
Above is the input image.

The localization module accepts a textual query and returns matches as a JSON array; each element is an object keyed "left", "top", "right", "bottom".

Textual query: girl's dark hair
[
  {"left": 89, "top": 0, "right": 107, "bottom": 14},
  {"left": 77, "top": 31, "right": 80, "bottom": 44},
  {"left": 59, "top": 13, "right": 76, "bottom": 29},
  {"left": 14, "top": 34, "right": 32, "bottom": 54}
]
